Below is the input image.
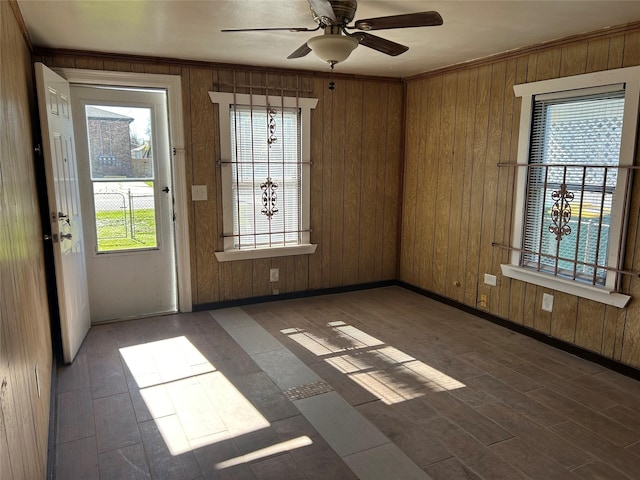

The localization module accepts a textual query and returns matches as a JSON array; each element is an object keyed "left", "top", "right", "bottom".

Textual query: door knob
[
  {"left": 162, "top": 186, "right": 170, "bottom": 193},
  {"left": 60, "top": 233, "right": 72, "bottom": 240}
]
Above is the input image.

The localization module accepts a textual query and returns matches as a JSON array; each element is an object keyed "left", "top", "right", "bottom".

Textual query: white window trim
[
  {"left": 210, "top": 92, "right": 318, "bottom": 262},
  {"left": 504, "top": 66, "right": 640, "bottom": 308}
]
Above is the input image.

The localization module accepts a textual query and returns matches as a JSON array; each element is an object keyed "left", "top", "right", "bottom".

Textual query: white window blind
[
  {"left": 230, "top": 105, "right": 301, "bottom": 249},
  {"left": 522, "top": 89, "right": 625, "bottom": 285},
  {"left": 210, "top": 91, "right": 318, "bottom": 261}
]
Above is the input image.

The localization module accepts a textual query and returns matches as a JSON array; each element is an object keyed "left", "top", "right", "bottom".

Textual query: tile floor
[{"left": 54, "top": 286, "right": 640, "bottom": 479}]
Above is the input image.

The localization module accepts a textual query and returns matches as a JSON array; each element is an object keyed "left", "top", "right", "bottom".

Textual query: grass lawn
[{"left": 95, "top": 208, "right": 157, "bottom": 251}]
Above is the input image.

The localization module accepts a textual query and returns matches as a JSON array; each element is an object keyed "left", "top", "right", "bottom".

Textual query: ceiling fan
[{"left": 222, "top": 0, "right": 443, "bottom": 68}]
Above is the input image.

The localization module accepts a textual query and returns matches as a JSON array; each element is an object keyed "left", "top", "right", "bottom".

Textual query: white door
[
  {"left": 71, "top": 86, "right": 177, "bottom": 323},
  {"left": 35, "top": 63, "right": 91, "bottom": 363}
]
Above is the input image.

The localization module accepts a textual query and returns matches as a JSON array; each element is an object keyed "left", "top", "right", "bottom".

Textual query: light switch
[{"left": 191, "top": 185, "right": 208, "bottom": 201}]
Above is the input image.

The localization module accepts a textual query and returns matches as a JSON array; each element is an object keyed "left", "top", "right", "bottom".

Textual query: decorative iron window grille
[
  {"left": 267, "top": 106, "right": 278, "bottom": 146},
  {"left": 521, "top": 89, "right": 626, "bottom": 286},
  {"left": 499, "top": 66, "right": 640, "bottom": 307},
  {"left": 210, "top": 88, "right": 317, "bottom": 258},
  {"left": 228, "top": 103, "right": 302, "bottom": 249},
  {"left": 261, "top": 177, "right": 278, "bottom": 219}
]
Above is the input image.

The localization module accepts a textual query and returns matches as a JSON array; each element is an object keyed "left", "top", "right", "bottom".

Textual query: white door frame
[{"left": 56, "top": 68, "right": 192, "bottom": 313}]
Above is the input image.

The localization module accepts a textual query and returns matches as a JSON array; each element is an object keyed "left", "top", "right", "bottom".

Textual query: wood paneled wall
[
  {"left": 34, "top": 54, "right": 404, "bottom": 305},
  {"left": 0, "top": 2, "right": 53, "bottom": 479},
  {"left": 401, "top": 27, "right": 640, "bottom": 368}
]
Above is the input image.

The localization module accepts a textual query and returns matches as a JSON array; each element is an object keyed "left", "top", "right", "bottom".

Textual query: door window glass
[{"left": 85, "top": 105, "right": 158, "bottom": 252}]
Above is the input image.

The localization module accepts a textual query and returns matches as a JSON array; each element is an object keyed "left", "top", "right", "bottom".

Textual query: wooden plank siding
[
  {"left": 382, "top": 83, "right": 403, "bottom": 280},
  {"left": 34, "top": 52, "right": 405, "bottom": 305},
  {"left": 444, "top": 70, "right": 470, "bottom": 301},
  {"left": 399, "top": 82, "right": 421, "bottom": 284},
  {"left": 4, "top": 9, "right": 640, "bottom": 480},
  {"left": 1, "top": 2, "right": 53, "bottom": 479},
  {"left": 402, "top": 25, "right": 640, "bottom": 368}
]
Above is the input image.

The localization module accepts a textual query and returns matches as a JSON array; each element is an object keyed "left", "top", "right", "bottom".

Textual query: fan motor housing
[{"left": 312, "top": 0, "right": 357, "bottom": 26}]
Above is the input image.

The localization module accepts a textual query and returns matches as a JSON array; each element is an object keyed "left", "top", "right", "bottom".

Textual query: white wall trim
[
  {"left": 56, "top": 68, "right": 192, "bottom": 312},
  {"left": 501, "top": 264, "right": 630, "bottom": 308},
  {"left": 214, "top": 243, "right": 317, "bottom": 262},
  {"left": 513, "top": 66, "right": 640, "bottom": 97}
]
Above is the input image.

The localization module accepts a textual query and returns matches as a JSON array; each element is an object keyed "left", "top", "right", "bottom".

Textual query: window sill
[
  {"left": 215, "top": 244, "right": 317, "bottom": 262},
  {"left": 501, "top": 264, "right": 630, "bottom": 308}
]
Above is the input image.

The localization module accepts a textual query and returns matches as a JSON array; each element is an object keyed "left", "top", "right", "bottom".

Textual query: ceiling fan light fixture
[{"left": 307, "top": 34, "right": 359, "bottom": 64}]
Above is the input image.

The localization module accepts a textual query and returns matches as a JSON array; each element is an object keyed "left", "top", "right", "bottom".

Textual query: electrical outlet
[
  {"left": 269, "top": 268, "right": 279, "bottom": 283},
  {"left": 542, "top": 293, "right": 554, "bottom": 312},
  {"left": 484, "top": 273, "right": 497, "bottom": 286},
  {"left": 478, "top": 293, "right": 488, "bottom": 308}
]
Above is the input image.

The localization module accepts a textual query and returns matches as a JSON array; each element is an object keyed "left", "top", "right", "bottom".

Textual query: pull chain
[{"left": 328, "top": 61, "right": 336, "bottom": 91}]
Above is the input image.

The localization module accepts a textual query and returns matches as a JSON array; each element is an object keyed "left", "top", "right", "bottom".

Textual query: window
[
  {"left": 524, "top": 88, "right": 624, "bottom": 284},
  {"left": 503, "top": 67, "right": 640, "bottom": 308},
  {"left": 210, "top": 92, "right": 318, "bottom": 261}
]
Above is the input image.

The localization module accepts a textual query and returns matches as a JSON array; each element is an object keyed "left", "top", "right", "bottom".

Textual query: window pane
[
  {"left": 85, "top": 105, "right": 153, "bottom": 180},
  {"left": 93, "top": 181, "right": 157, "bottom": 252},
  {"left": 523, "top": 91, "right": 624, "bottom": 285},
  {"left": 85, "top": 105, "right": 158, "bottom": 253},
  {"left": 230, "top": 105, "right": 301, "bottom": 249}
]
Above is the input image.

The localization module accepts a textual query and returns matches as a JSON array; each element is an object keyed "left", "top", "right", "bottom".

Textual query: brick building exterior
[{"left": 86, "top": 106, "right": 134, "bottom": 178}]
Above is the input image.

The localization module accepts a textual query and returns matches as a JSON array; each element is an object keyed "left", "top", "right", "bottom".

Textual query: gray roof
[{"left": 86, "top": 106, "right": 133, "bottom": 121}]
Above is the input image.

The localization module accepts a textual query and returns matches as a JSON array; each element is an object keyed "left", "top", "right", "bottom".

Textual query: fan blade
[
  {"left": 307, "top": 0, "right": 337, "bottom": 23},
  {"left": 221, "top": 26, "right": 317, "bottom": 33},
  {"left": 287, "top": 43, "right": 312, "bottom": 59},
  {"left": 354, "top": 11, "right": 443, "bottom": 31},
  {"left": 351, "top": 32, "right": 408, "bottom": 57}
]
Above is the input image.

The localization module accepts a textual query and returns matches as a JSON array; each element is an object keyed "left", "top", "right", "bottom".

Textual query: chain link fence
[{"left": 95, "top": 189, "right": 156, "bottom": 248}]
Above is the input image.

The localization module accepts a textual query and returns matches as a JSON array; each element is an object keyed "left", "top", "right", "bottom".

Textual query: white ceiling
[{"left": 17, "top": 0, "right": 640, "bottom": 78}]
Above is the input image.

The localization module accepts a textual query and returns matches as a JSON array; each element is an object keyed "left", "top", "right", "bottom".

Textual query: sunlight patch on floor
[
  {"left": 282, "top": 322, "right": 465, "bottom": 404},
  {"left": 120, "top": 337, "right": 270, "bottom": 455},
  {"left": 215, "top": 436, "right": 313, "bottom": 469},
  {"left": 120, "top": 336, "right": 215, "bottom": 388}
]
